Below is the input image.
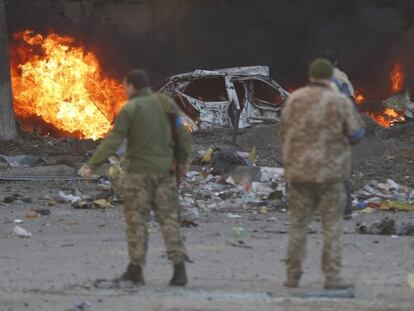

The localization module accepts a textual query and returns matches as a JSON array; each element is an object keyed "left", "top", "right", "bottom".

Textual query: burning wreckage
[{"left": 159, "top": 66, "right": 289, "bottom": 135}]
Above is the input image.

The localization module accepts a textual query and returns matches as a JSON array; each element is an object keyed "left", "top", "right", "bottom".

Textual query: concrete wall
[{"left": 62, "top": 0, "right": 192, "bottom": 35}]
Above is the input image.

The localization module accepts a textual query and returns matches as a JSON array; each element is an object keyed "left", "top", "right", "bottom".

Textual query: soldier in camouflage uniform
[
  {"left": 84, "top": 69, "right": 191, "bottom": 286},
  {"left": 280, "top": 59, "right": 365, "bottom": 289}
]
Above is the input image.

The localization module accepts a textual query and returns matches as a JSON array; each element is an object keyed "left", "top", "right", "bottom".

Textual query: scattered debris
[
  {"left": 354, "top": 179, "right": 414, "bottom": 212},
  {"left": 58, "top": 191, "right": 81, "bottom": 204},
  {"left": 25, "top": 209, "right": 39, "bottom": 219},
  {"left": 73, "top": 199, "right": 113, "bottom": 209},
  {"left": 232, "top": 227, "right": 246, "bottom": 238},
  {"left": 383, "top": 91, "right": 414, "bottom": 119},
  {"left": 35, "top": 208, "right": 51, "bottom": 216},
  {"left": 14, "top": 219, "right": 23, "bottom": 224},
  {"left": 14, "top": 226, "right": 33, "bottom": 238},
  {"left": 180, "top": 206, "right": 200, "bottom": 223},
  {"left": 210, "top": 149, "right": 255, "bottom": 175},
  {"left": 0, "top": 154, "right": 44, "bottom": 167},
  {"left": 68, "top": 300, "right": 91, "bottom": 311},
  {"left": 227, "top": 213, "right": 242, "bottom": 219},
  {"left": 3, "top": 194, "right": 20, "bottom": 203},
  {"left": 227, "top": 241, "right": 253, "bottom": 249},
  {"left": 178, "top": 163, "right": 286, "bottom": 221},
  {"left": 356, "top": 218, "right": 414, "bottom": 236},
  {"left": 92, "top": 199, "right": 113, "bottom": 209},
  {"left": 180, "top": 219, "right": 199, "bottom": 228},
  {"left": 258, "top": 206, "right": 268, "bottom": 214}
]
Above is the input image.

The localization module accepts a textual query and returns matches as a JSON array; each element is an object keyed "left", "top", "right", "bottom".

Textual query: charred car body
[{"left": 159, "top": 66, "right": 289, "bottom": 135}]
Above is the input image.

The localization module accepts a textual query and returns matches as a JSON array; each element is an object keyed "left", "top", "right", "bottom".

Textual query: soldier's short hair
[{"left": 125, "top": 69, "right": 150, "bottom": 90}]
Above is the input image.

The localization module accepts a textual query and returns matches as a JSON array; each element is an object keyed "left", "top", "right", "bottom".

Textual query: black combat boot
[
  {"left": 169, "top": 262, "right": 187, "bottom": 286},
  {"left": 120, "top": 263, "right": 145, "bottom": 286}
]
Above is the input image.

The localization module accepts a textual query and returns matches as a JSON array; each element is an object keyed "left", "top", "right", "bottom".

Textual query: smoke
[
  {"left": 177, "top": 0, "right": 414, "bottom": 98},
  {"left": 5, "top": 0, "right": 414, "bottom": 98}
]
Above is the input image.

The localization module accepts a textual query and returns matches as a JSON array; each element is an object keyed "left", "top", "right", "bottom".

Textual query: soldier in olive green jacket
[{"left": 84, "top": 69, "right": 191, "bottom": 286}]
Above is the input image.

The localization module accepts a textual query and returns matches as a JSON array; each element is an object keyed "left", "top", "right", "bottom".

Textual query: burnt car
[{"left": 159, "top": 66, "right": 289, "bottom": 136}]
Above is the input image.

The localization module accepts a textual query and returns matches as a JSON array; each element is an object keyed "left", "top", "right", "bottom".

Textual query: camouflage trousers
[
  {"left": 286, "top": 182, "right": 346, "bottom": 281},
  {"left": 122, "top": 173, "right": 187, "bottom": 266}
]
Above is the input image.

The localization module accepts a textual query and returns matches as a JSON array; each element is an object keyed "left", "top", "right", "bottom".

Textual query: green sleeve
[
  {"left": 175, "top": 124, "right": 192, "bottom": 164},
  {"left": 157, "top": 93, "right": 192, "bottom": 164},
  {"left": 88, "top": 105, "right": 131, "bottom": 172}
]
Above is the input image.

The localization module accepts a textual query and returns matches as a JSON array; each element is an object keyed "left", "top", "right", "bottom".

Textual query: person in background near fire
[
  {"left": 82, "top": 69, "right": 191, "bottom": 286},
  {"left": 280, "top": 58, "right": 365, "bottom": 289},
  {"left": 324, "top": 49, "right": 355, "bottom": 100},
  {"left": 323, "top": 49, "right": 356, "bottom": 220}
]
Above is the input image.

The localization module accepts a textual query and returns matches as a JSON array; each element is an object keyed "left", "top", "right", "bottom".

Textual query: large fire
[
  {"left": 356, "top": 63, "right": 406, "bottom": 128},
  {"left": 11, "top": 30, "right": 126, "bottom": 140}
]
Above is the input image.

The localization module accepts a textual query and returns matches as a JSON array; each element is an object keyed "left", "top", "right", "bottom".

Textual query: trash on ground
[
  {"left": 14, "top": 226, "right": 33, "bottom": 238},
  {"left": 181, "top": 219, "right": 199, "bottom": 227},
  {"left": 232, "top": 227, "right": 246, "bottom": 238},
  {"left": 356, "top": 218, "right": 414, "bottom": 236},
  {"left": 59, "top": 191, "right": 81, "bottom": 204},
  {"left": 69, "top": 300, "right": 92, "bottom": 311},
  {"left": 14, "top": 219, "right": 23, "bottom": 224},
  {"left": 177, "top": 162, "right": 286, "bottom": 224},
  {"left": 210, "top": 149, "right": 255, "bottom": 175},
  {"left": 3, "top": 194, "right": 20, "bottom": 204},
  {"left": 380, "top": 201, "right": 414, "bottom": 211},
  {"left": 354, "top": 179, "right": 414, "bottom": 212},
  {"left": 73, "top": 199, "right": 113, "bottom": 209},
  {"left": 227, "top": 213, "right": 242, "bottom": 218},
  {"left": 227, "top": 241, "right": 253, "bottom": 249},
  {"left": 0, "top": 154, "right": 45, "bottom": 167},
  {"left": 35, "top": 208, "right": 51, "bottom": 215},
  {"left": 201, "top": 148, "right": 213, "bottom": 163},
  {"left": 93, "top": 199, "right": 113, "bottom": 209},
  {"left": 25, "top": 209, "right": 39, "bottom": 219},
  {"left": 258, "top": 206, "right": 268, "bottom": 214}
]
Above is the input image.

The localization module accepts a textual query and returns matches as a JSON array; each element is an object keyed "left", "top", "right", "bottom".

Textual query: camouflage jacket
[{"left": 280, "top": 82, "right": 364, "bottom": 183}]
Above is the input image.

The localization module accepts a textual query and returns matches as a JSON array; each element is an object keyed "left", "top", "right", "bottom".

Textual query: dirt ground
[{"left": 0, "top": 118, "right": 414, "bottom": 311}]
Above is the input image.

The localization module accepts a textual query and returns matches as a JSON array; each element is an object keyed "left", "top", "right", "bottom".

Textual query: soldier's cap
[{"left": 308, "top": 58, "right": 334, "bottom": 80}]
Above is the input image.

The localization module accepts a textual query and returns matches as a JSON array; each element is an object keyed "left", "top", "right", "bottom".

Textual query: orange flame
[
  {"left": 390, "top": 63, "right": 405, "bottom": 94},
  {"left": 11, "top": 30, "right": 126, "bottom": 140},
  {"left": 354, "top": 90, "right": 365, "bottom": 105},
  {"left": 368, "top": 108, "right": 405, "bottom": 128}
]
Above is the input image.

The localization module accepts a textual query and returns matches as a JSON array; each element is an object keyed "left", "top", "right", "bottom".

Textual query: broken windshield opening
[
  {"left": 184, "top": 77, "right": 229, "bottom": 102},
  {"left": 253, "top": 80, "right": 284, "bottom": 106}
]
